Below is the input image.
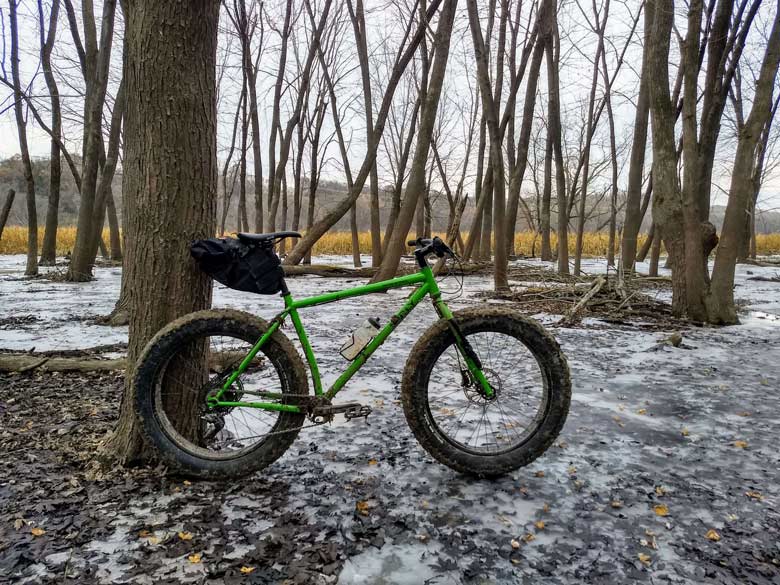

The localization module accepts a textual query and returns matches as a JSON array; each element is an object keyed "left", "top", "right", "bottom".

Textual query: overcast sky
[{"left": 1, "top": 0, "right": 778, "bottom": 211}]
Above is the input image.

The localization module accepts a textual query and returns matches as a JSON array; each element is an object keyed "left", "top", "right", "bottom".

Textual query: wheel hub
[{"left": 463, "top": 367, "right": 502, "bottom": 403}]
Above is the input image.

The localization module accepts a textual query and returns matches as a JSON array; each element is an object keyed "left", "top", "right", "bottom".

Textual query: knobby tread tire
[
  {"left": 133, "top": 309, "right": 309, "bottom": 480},
  {"left": 401, "top": 307, "right": 571, "bottom": 477}
]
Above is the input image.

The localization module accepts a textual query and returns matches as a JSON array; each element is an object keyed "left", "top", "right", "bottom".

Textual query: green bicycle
[{"left": 133, "top": 232, "right": 571, "bottom": 479}]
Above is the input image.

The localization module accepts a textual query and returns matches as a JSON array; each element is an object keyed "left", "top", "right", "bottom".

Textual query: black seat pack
[{"left": 190, "top": 237, "right": 284, "bottom": 295}]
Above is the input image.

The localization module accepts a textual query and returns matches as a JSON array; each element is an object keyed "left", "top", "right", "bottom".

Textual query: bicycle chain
[{"left": 207, "top": 393, "right": 346, "bottom": 440}]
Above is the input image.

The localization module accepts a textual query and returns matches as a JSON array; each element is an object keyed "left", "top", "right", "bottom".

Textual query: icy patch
[{"left": 338, "top": 542, "right": 445, "bottom": 585}]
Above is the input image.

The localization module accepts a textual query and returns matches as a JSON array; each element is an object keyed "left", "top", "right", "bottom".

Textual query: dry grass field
[{"left": 2, "top": 226, "right": 780, "bottom": 257}]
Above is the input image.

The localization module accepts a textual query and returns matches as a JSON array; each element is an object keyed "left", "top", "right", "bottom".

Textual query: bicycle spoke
[
  {"left": 426, "top": 330, "right": 548, "bottom": 455},
  {"left": 153, "top": 331, "right": 292, "bottom": 460}
]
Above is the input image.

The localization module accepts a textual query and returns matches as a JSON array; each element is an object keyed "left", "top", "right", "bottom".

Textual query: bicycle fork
[{"left": 433, "top": 297, "right": 494, "bottom": 399}]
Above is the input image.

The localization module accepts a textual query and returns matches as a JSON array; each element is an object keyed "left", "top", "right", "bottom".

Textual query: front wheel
[{"left": 401, "top": 308, "right": 571, "bottom": 477}]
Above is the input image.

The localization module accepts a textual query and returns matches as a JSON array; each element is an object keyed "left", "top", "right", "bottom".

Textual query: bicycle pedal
[{"left": 344, "top": 404, "right": 372, "bottom": 422}]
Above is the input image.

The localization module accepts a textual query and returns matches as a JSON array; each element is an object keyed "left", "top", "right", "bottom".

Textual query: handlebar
[{"left": 407, "top": 236, "right": 453, "bottom": 268}]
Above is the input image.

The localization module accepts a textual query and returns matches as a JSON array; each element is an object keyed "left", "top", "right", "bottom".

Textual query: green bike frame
[{"left": 208, "top": 265, "right": 493, "bottom": 413}]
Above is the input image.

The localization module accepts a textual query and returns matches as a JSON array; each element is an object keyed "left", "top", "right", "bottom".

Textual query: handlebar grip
[{"left": 407, "top": 239, "right": 418, "bottom": 247}]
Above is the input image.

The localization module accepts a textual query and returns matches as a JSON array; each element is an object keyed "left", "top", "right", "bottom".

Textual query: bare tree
[
  {"left": 37, "top": 0, "right": 61, "bottom": 265},
  {"left": 8, "top": 0, "right": 37, "bottom": 276},
  {"left": 347, "top": 0, "right": 382, "bottom": 265},
  {"left": 284, "top": 0, "right": 446, "bottom": 265},
  {"left": 374, "top": 0, "right": 459, "bottom": 282},
  {"left": 66, "top": 0, "right": 118, "bottom": 281},
  {"left": 710, "top": 8, "right": 780, "bottom": 323}
]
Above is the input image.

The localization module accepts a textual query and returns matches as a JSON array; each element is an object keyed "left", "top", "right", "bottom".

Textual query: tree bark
[
  {"left": 546, "top": 16, "right": 568, "bottom": 275},
  {"left": 620, "top": 1, "right": 652, "bottom": 273},
  {"left": 540, "top": 124, "right": 553, "bottom": 260},
  {"left": 467, "top": 0, "right": 509, "bottom": 289},
  {"left": 37, "top": 0, "right": 62, "bottom": 266},
  {"left": 647, "top": 0, "right": 688, "bottom": 317},
  {"left": 710, "top": 8, "right": 780, "bottom": 324},
  {"left": 0, "top": 189, "right": 15, "bottom": 240},
  {"left": 102, "top": 0, "right": 220, "bottom": 466},
  {"left": 9, "top": 0, "right": 38, "bottom": 276},
  {"left": 347, "top": 0, "right": 382, "bottom": 266},
  {"left": 67, "top": 0, "right": 117, "bottom": 281}
]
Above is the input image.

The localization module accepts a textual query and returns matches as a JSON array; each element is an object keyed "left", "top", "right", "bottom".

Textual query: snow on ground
[{"left": 1, "top": 253, "right": 779, "bottom": 584}]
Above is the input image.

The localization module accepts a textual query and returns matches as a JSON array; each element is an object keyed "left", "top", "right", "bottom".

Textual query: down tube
[{"left": 325, "top": 283, "right": 430, "bottom": 400}]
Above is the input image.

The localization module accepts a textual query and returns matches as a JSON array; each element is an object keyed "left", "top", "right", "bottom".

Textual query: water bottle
[{"left": 339, "top": 318, "right": 381, "bottom": 360}]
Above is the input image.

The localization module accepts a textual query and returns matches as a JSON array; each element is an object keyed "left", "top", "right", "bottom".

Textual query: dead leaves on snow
[
  {"left": 705, "top": 529, "right": 721, "bottom": 542},
  {"left": 653, "top": 504, "right": 669, "bottom": 517}
]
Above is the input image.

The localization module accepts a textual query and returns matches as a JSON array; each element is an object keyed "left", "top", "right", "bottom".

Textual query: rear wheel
[
  {"left": 401, "top": 308, "right": 571, "bottom": 477},
  {"left": 134, "top": 309, "right": 309, "bottom": 479}
]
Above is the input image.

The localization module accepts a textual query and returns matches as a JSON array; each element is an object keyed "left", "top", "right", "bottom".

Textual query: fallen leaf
[
  {"left": 31, "top": 527, "right": 45, "bottom": 537},
  {"left": 733, "top": 440, "right": 748, "bottom": 449},
  {"left": 183, "top": 480, "right": 192, "bottom": 486},
  {"left": 240, "top": 566, "right": 255, "bottom": 574},
  {"left": 13, "top": 519, "right": 24, "bottom": 530},
  {"left": 745, "top": 491, "right": 763, "bottom": 501},
  {"left": 653, "top": 504, "right": 669, "bottom": 517},
  {"left": 611, "top": 500, "right": 623, "bottom": 509},
  {"left": 534, "top": 471, "right": 545, "bottom": 478},
  {"left": 542, "top": 503, "right": 550, "bottom": 513},
  {"left": 726, "top": 514, "right": 738, "bottom": 521},
  {"left": 737, "top": 411, "right": 751, "bottom": 417},
  {"left": 356, "top": 501, "right": 369, "bottom": 516},
  {"left": 147, "top": 536, "right": 160, "bottom": 545},
  {"left": 705, "top": 529, "right": 721, "bottom": 542},
  {"left": 637, "top": 552, "right": 652, "bottom": 566},
  {"left": 637, "top": 408, "right": 647, "bottom": 415},
  {"left": 368, "top": 459, "right": 378, "bottom": 466},
  {"left": 567, "top": 465, "right": 577, "bottom": 475},
  {"left": 510, "top": 539, "right": 520, "bottom": 549},
  {"left": 681, "top": 428, "right": 690, "bottom": 437},
  {"left": 535, "top": 521, "right": 545, "bottom": 530},
  {"left": 138, "top": 529, "right": 151, "bottom": 538},
  {"left": 188, "top": 553, "right": 202, "bottom": 563},
  {"left": 522, "top": 533, "right": 535, "bottom": 543},
  {"left": 655, "top": 486, "right": 666, "bottom": 497},
  {"left": 178, "top": 531, "right": 193, "bottom": 541}
]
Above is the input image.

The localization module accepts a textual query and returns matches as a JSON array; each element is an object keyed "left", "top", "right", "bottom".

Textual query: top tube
[{"left": 284, "top": 270, "right": 430, "bottom": 310}]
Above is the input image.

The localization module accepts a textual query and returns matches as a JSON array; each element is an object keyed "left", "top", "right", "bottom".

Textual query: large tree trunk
[
  {"left": 102, "top": 0, "right": 220, "bottom": 466},
  {"left": 648, "top": 0, "right": 689, "bottom": 317},
  {"left": 86, "top": 78, "right": 126, "bottom": 266},
  {"left": 620, "top": 1, "right": 652, "bottom": 274},
  {"left": 38, "top": 0, "right": 62, "bottom": 266},
  {"left": 66, "top": 0, "right": 117, "bottom": 281},
  {"left": 710, "top": 10, "right": 780, "bottom": 324},
  {"left": 467, "top": 0, "right": 509, "bottom": 289},
  {"left": 9, "top": 0, "right": 38, "bottom": 277}
]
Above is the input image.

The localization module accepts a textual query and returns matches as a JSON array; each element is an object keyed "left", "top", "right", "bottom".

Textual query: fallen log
[
  {"left": 0, "top": 354, "right": 126, "bottom": 373},
  {"left": 559, "top": 276, "right": 606, "bottom": 326}
]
